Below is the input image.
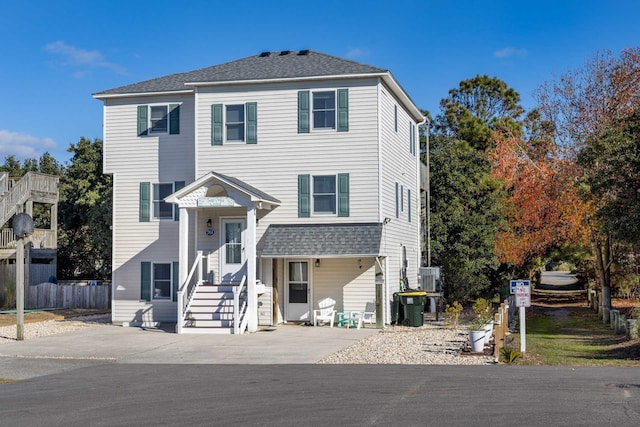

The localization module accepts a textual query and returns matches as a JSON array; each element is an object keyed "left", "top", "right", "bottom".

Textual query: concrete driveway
[{"left": 0, "top": 323, "right": 377, "bottom": 380}]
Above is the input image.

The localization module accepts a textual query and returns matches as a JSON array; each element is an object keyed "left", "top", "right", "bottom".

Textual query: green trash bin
[{"left": 398, "top": 291, "right": 427, "bottom": 327}]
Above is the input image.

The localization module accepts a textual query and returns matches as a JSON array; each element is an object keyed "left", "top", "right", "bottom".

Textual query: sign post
[{"left": 513, "top": 281, "right": 531, "bottom": 353}]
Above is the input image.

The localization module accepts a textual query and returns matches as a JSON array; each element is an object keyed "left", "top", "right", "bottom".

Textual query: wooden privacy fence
[
  {"left": 26, "top": 282, "right": 111, "bottom": 310},
  {"left": 493, "top": 299, "right": 510, "bottom": 359}
]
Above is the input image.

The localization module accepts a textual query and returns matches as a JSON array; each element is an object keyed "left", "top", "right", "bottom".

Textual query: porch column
[
  {"left": 179, "top": 207, "right": 189, "bottom": 287},
  {"left": 247, "top": 205, "right": 257, "bottom": 332}
]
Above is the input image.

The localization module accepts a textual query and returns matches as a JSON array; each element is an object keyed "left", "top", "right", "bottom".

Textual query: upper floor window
[
  {"left": 137, "top": 104, "right": 180, "bottom": 136},
  {"left": 153, "top": 183, "right": 174, "bottom": 220},
  {"left": 313, "top": 91, "right": 336, "bottom": 129},
  {"left": 139, "top": 181, "right": 185, "bottom": 222},
  {"left": 150, "top": 106, "right": 168, "bottom": 133},
  {"left": 211, "top": 102, "right": 257, "bottom": 145},
  {"left": 298, "top": 173, "right": 350, "bottom": 217},
  {"left": 226, "top": 105, "right": 246, "bottom": 142},
  {"left": 313, "top": 175, "right": 337, "bottom": 214},
  {"left": 298, "top": 89, "right": 348, "bottom": 133}
]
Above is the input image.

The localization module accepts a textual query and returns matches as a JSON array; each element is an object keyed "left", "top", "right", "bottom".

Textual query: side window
[
  {"left": 138, "top": 104, "right": 180, "bottom": 136},
  {"left": 153, "top": 183, "right": 174, "bottom": 220},
  {"left": 394, "top": 105, "right": 398, "bottom": 132},
  {"left": 140, "top": 181, "right": 183, "bottom": 221},
  {"left": 152, "top": 263, "right": 172, "bottom": 300},
  {"left": 150, "top": 106, "right": 168, "bottom": 133}
]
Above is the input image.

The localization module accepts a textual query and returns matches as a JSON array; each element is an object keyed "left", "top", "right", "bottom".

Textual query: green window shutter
[
  {"left": 172, "top": 261, "right": 179, "bottom": 302},
  {"left": 298, "top": 91, "right": 310, "bottom": 133},
  {"left": 137, "top": 105, "right": 148, "bottom": 136},
  {"left": 408, "top": 189, "right": 412, "bottom": 222},
  {"left": 211, "top": 104, "right": 223, "bottom": 145},
  {"left": 246, "top": 102, "right": 257, "bottom": 144},
  {"left": 395, "top": 182, "right": 399, "bottom": 218},
  {"left": 337, "top": 173, "right": 350, "bottom": 217},
  {"left": 169, "top": 104, "right": 180, "bottom": 135},
  {"left": 173, "top": 181, "right": 185, "bottom": 221},
  {"left": 337, "top": 89, "right": 349, "bottom": 132},
  {"left": 140, "top": 262, "right": 151, "bottom": 301},
  {"left": 139, "top": 182, "right": 150, "bottom": 222},
  {"left": 298, "top": 174, "right": 310, "bottom": 218}
]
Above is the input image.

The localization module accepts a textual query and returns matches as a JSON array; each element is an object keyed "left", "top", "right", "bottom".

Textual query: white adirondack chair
[
  {"left": 313, "top": 297, "right": 336, "bottom": 327},
  {"left": 356, "top": 302, "right": 376, "bottom": 329}
]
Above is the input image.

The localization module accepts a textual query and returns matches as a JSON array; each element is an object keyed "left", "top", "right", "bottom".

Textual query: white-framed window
[
  {"left": 138, "top": 103, "right": 180, "bottom": 136},
  {"left": 152, "top": 263, "right": 172, "bottom": 300},
  {"left": 312, "top": 175, "right": 337, "bottom": 214},
  {"left": 313, "top": 91, "right": 336, "bottom": 129},
  {"left": 150, "top": 105, "right": 168, "bottom": 133},
  {"left": 226, "top": 104, "right": 245, "bottom": 142},
  {"left": 153, "top": 183, "right": 174, "bottom": 220}
]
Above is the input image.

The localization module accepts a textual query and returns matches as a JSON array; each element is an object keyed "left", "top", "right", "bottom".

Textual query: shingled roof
[
  {"left": 258, "top": 223, "right": 383, "bottom": 258},
  {"left": 94, "top": 50, "right": 388, "bottom": 96}
]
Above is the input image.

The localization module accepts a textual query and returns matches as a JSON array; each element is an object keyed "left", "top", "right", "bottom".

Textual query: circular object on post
[{"left": 12, "top": 212, "right": 34, "bottom": 238}]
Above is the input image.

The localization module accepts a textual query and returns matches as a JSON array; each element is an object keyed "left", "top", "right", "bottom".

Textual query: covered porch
[{"left": 166, "top": 171, "right": 280, "bottom": 334}]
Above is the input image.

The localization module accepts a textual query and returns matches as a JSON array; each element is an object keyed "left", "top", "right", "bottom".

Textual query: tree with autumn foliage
[
  {"left": 536, "top": 47, "right": 640, "bottom": 313},
  {"left": 489, "top": 123, "right": 591, "bottom": 278}
]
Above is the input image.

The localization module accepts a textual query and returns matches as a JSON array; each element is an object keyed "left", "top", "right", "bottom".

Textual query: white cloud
[
  {"left": 0, "top": 130, "right": 57, "bottom": 161},
  {"left": 346, "top": 48, "right": 370, "bottom": 59},
  {"left": 45, "top": 41, "right": 127, "bottom": 76},
  {"left": 494, "top": 47, "right": 528, "bottom": 59}
]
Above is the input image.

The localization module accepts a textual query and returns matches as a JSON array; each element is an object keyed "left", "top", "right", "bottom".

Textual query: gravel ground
[
  {"left": 318, "top": 322, "right": 496, "bottom": 365},
  {"left": 0, "top": 315, "right": 494, "bottom": 365},
  {"left": 0, "top": 314, "right": 111, "bottom": 344}
]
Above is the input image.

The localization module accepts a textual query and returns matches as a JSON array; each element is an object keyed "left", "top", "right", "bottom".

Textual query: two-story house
[{"left": 93, "top": 50, "right": 424, "bottom": 333}]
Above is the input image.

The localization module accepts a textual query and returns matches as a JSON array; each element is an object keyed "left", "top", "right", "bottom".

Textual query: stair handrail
[
  {"left": 176, "top": 250, "right": 204, "bottom": 334},
  {"left": 0, "top": 172, "right": 59, "bottom": 229},
  {"left": 233, "top": 275, "right": 248, "bottom": 334}
]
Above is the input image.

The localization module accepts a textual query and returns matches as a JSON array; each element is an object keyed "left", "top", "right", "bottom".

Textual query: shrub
[{"left": 444, "top": 301, "right": 463, "bottom": 326}]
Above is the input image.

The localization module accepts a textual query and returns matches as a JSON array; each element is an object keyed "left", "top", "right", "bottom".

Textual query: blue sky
[{"left": 2, "top": 0, "right": 640, "bottom": 163}]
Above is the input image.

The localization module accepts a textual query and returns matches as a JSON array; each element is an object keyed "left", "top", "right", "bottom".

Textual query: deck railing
[
  {"left": 0, "top": 228, "right": 57, "bottom": 249},
  {"left": 0, "top": 172, "right": 59, "bottom": 228}
]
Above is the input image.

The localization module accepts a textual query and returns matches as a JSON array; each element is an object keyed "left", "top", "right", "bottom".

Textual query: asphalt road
[{"left": 1, "top": 364, "right": 639, "bottom": 426}]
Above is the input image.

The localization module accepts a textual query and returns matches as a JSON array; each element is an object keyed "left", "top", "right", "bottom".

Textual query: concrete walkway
[{"left": 0, "top": 323, "right": 378, "bottom": 379}]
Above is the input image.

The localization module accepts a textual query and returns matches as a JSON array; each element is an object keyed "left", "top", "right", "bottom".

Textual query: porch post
[
  {"left": 247, "top": 205, "right": 257, "bottom": 332},
  {"left": 179, "top": 207, "right": 189, "bottom": 286}
]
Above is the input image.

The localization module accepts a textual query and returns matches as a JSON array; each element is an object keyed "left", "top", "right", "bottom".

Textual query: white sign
[
  {"left": 515, "top": 285, "right": 531, "bottom": 308},
  {"left": 197, "top": 197, "right": 237, "bottom": 207},
  {"left": 510, "top": 279, "right": 530, "bottom": 294}
]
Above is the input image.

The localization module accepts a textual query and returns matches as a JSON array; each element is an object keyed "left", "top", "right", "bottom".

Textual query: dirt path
[{"left": 522, "top": 272, "right": 640, "bottom": 365}]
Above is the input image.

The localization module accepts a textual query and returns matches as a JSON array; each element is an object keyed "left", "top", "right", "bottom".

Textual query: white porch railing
[
  {"left": 176, "top": 250, "right": 204, "bottom": 334},
  {"left": 233, "top": 275, "right": 248, "bottom": 335}
]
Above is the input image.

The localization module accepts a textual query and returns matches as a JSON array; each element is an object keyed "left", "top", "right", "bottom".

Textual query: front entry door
[
  {"left": 286, "top": 261, "right": 310, "bottom": 321},
  {"left": 221, "top": 218, "right": 246, "bottom": 283}
]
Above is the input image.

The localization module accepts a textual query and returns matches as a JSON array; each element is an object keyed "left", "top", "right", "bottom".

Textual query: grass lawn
[{"left": 516, "top": 304, "right": 640, "bottom": 366}]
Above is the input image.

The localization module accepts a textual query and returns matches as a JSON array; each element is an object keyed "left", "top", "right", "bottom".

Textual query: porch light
[
  {"left": 206, "top": 219, "right": 212, "bottom": 228},
  {"left": 315, "top": 259, "right": 320, "bottom": 268}
]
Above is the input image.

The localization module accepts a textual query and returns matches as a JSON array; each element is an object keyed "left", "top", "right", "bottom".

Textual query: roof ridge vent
[
  {"left": 279, "top": 50, "right": 291, "bottom": 56},
  {"left": 298, "top": 50, "right": 309, "bottom": 56},
  {"left": 259, "top": 52, "right": 271, "bottom": 57}
]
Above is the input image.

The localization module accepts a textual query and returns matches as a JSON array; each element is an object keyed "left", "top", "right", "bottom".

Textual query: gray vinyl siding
[
  {"left": 378, "top": 84, "right": 421, "bottom": 298},
  {"left": 312, "top": 257, "right": 376, "bottom": 313},
  {"left": 103, "top": 95, "right": 195, "bottom": 323},
  {"left": 195, "top": 79, "right": 380, "bottom": 225}
]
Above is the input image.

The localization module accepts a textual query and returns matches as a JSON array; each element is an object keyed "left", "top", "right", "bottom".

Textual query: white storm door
[
  {"left": 286, "top": 261, "right": 310, "bottom": 321},
  {"left": 221, "top": 218, "right": 246, "bottom": 283}
]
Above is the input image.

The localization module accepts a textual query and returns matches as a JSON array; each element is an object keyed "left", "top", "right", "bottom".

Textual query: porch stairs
[{"left": 180, "top": 283, "right": 246, "bottom": 334}]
